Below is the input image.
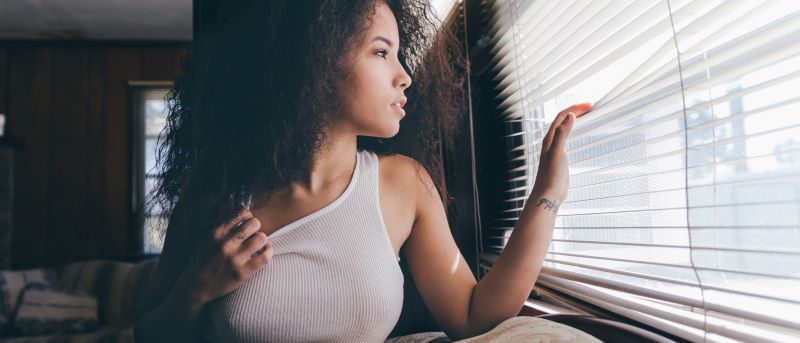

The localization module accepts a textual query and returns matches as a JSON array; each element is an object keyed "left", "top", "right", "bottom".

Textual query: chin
[
  {"left": 376, "top": 128, "right": 400, "bottom": 139},
  {"left": 367, "top": 122, "right": 401, "bottom": 139}
]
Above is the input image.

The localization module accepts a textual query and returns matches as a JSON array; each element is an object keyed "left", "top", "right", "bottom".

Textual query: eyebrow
[{"left": 371, "top": 36, "right": 394, "bottom": 47}]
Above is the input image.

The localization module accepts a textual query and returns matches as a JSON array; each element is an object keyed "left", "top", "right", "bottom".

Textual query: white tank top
[{"left": 201, "top": 149, "right": 405, "bottom": 342}]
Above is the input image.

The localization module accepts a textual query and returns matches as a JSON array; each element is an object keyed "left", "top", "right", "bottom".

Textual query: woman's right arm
[{"left": 134, "top": 208, "right": 274, "bottom": 343}]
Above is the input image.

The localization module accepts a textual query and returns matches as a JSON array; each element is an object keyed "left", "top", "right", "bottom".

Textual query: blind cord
[
  {"left": 460, "top": 0, "right": 484, "bottom": 276},
  {"left": 666, "top": 1, "right": 710, "bottom": 341}
]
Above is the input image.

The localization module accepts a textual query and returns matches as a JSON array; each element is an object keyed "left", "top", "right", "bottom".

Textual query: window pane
[
  {"left": 145, "top": 96, "right": 169, "bottom": 137},
  {"left": 145, "top": 138, "right": 160, "bottom": 175},
  {"left": 143, "top": 215, "right": 168, "bottom": 254},
  {"left": 482, "top": 0, "right": 800, "bottom": 339},
  {"left": 138, "top": 88, "right": 171, "bottom": 254}
]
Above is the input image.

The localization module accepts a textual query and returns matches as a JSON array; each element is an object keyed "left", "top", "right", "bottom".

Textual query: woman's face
[{"left": 339, "top": 2, "right": 413, "bottom": 138}]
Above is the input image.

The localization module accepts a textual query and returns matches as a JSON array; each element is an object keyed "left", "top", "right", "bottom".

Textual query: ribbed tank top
[{"left": 201, "top": 149, "right": 405, "bottom": 343}]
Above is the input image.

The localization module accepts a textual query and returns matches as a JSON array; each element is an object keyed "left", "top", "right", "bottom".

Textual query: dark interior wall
[{"left": 0, "top": 42, "right": 188, "bottom": 270}]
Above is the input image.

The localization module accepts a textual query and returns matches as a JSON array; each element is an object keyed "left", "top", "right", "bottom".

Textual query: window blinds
[{"left": 478, "top": 0, "right": 800, "bottom": 341}]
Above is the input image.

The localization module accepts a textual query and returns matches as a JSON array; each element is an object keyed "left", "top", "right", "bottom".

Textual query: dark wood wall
[{"left": 0, "top": 42, "right": 189, "bottom": 270}]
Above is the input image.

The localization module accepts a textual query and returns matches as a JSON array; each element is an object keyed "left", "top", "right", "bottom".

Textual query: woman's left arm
[
  {"left": 465, "top": 103, "right": 590, "bottom": 335},
  {"left": 403, "top": 103, "right": 590, "bottom": 340}
]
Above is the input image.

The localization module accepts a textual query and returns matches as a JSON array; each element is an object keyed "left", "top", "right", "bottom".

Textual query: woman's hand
[
  {"left": 178, "top": 208, "right": 274, "bottom": 304},
  {"left": 528, "top": 103, "right": 592, "bottom": 209}
]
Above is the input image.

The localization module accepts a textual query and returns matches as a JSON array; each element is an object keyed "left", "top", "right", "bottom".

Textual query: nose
[{"left": 395, "top": 64, "right": 412, "bottom": 90}]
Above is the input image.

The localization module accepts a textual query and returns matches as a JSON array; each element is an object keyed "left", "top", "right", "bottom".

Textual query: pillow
[
  {"left": 12, "top": 282, "right": 98, "bottom": 335},
  {"left": 0, "top": 268, "right": 59, "bottom": 334}
]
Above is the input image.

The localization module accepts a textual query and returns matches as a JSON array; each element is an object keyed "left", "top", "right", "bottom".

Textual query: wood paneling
[
  {"left": 48, "top": 48, "right": 90, "bottom": 264},
  {"left": 86, "top": 49, "right": 106, "bottom": 260},
  {"left": 0, "top": 49, "right": 7, "bottom": 113},
  {"left": 141, "top": 48, "right": 186, "bottom": 81},
  {"left": 9, "top": 48, "right": 52, "bottom": 269},
  {"left": 103, "top": 48, "right": 142, "bottom": 261},
  {"left": 2, "top": 43, "right": 188, "bottom": 269}
]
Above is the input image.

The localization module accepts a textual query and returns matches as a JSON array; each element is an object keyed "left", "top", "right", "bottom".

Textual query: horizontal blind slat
[
  {"left": 536, "top": 268, "right": 800, "bottom": 331},
  {"left": 545, "top": 251, "right": 800, "bottom": 280},
  {"left": 538, "top": 276, "right": 800, "bottom": 342}
]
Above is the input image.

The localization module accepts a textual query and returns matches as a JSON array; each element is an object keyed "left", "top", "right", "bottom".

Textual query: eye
[{"left": 375, "top": 49, "right": 389, "bottom": 59}]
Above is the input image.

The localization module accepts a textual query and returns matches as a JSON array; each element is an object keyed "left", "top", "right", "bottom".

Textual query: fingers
[
  {"left": 542, "top": 103, "right": 592, "bottom": 153},
  {"left": 542, "top": 110, "right": 570, "bottom": 153},
  {"left": 223, "top": 219, "right": 269, "bottom": 273},
  {"left": 243, "top": 236, "right": 274, "bottom": 271},
  {"left": 226, "top": 217, "right": 262, "bottom": 241},
  {"left": 551, "top": 112, "right": 576, "bottom": 153},
  {"left": 213, "top": 208, "right": 253, "bottom": 241},
  {"left": 240, "top": 232, "right": 269, "bottom": 257},
  {"left": 221, "top": 217, "right": 261, "bottom": 253},
  {"left": 569, "top": 102, "right": 592, "bottom": 118}
]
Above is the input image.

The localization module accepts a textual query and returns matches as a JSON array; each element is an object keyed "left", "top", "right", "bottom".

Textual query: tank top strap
[
  {"left": 353, "top": 149, "right": 379, "bottom": 196},
  {"left": 351, "top": 149, "right": 400, "bottom": 262},
  {"left": 350, "top": 150, "right": 383, "bottom": 220}
]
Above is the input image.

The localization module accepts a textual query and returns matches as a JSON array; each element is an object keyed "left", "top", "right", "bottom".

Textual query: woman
[{"left": 133, "top": 0, "right": 591, "bottom": 342}]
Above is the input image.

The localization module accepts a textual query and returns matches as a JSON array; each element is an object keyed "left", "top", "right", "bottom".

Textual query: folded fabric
[
  {"left": 12, "top": 282, "right": 98, "bottom": 335},
  {"left": 0, "top": 268, "right": 59, "bottom": 334},
  {"left": 385, "top": 332, "right": 451, "bottom": 343},
  {"left": 457, "top": 316, "right": 602, "bottom": 343},
  {"left": 385, "top": 317, "right": 603, "bottom": 343}
]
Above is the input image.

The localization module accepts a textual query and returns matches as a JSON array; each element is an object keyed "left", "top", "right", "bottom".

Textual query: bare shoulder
[
  {"left": 378, "top": 153, "right": 416, "bottom": 202},
  {"left": 376, "top": 154, "right": 434, "bottom": 252},
  {"left": 377, "top": 153, "right": 441, "bottom": 221},
  {"left": 377, "top": 154, "right": 433, "bottom": 200},
  {"left": 378, "top": 153, "right": 419, "bottom": 177}
]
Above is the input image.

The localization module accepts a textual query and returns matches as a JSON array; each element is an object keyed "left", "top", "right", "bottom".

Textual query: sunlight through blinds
[{"left": 478, "top": 0, "right": 800, "bottom": 341}]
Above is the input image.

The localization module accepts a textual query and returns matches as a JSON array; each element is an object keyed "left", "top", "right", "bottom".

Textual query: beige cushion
[
  {"left": 3, "top": 324, "right": 134, "bottom": 343},
  {"left": 0, "top": 268, "right": 59, "bottom": 334},
  {"left": 385, "top": 316, "right": 603, "bottom": 343},
  {"left": 12, "top": 282, "right": 98, "bottom": 335},
  {"left": 385, "top": 331, "right": 450, "bottom": 342},
  {"left": 57, "top": 258, "right": 159, "bottom": 326},
  {"left": 457, "top": 316, "right": 603, "bottom": 343}
]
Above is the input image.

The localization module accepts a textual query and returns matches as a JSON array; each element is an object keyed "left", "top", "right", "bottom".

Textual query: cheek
[
  {"left": 338, "top": 62, "right": 399, "bottom": 137},
  {"left": 352, "top": 69, "right": 381, "bottom": 98},
  {"left": 347, "top": 69, "right": 385, "bottom": 116}
]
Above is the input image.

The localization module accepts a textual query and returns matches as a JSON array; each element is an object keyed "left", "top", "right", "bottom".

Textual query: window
[
  {"left": 477, "top": 0, "right": 800, "bottom": 341},
  {"left": 130, "top": 83, "right": 172, "bottom": 255}
]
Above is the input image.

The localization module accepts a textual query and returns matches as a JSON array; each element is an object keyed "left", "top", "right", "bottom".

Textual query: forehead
[{"left": 368, "top": 3, "right": 399, "bottom": 40}]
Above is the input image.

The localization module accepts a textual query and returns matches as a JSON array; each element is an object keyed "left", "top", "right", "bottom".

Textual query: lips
[
  {"left": 392, "top": 96, "right": 407, "bottom": 108},
  {"left": 391, "top": 96, "right": 407, "bottom": 116}
]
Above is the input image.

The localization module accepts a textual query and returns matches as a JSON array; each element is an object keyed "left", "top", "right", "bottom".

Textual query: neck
[{"left": 290, "top": 129, "right": 358, "bottom": 195}]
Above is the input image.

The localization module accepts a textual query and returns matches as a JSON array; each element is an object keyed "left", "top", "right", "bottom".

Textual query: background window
[{"left": 130, "top": 85, "right": 172, "bottom": 255}]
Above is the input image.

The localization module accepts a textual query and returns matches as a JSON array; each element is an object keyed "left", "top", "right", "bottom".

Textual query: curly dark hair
[{"left": 148, "top": 0, "right": 466, "bottom": 248}]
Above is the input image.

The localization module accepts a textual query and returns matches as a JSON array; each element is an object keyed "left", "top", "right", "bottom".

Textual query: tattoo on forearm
[{"left": 536, "top": 198, "right": 559, "bottom": 213}]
